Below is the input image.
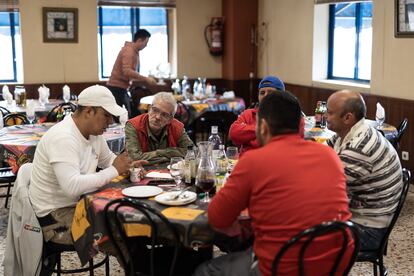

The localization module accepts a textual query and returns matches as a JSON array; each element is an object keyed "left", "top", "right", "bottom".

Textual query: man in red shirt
[
  {"left": 228, "top": 76, "right": 304, "bottom": 156},
  {"left": 194, "top": 92, "right": 352, "bottom": 276}
]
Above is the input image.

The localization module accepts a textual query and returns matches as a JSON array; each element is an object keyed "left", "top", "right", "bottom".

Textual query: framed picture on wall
[
  {"left": 43, "top": 7, "right": 78, "bottom": 43},
  {"left": 395, "top": 0, "right": 414, "bottom": 37}
]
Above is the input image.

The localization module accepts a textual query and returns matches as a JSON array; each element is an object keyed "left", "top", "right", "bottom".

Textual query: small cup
[{"left": 130, "top": 167, "right": 142, "bottom": 183}]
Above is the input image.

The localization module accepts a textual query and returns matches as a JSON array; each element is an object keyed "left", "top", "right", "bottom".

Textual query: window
[
  {"left": 0, "top": 10, "right": 23, "bottom": 82},
  {"left": 97, "top": 6, "right": 169, "bottom": 79},
  {"left": 328, "top": 2, "right": 372, "bottom": 82}
]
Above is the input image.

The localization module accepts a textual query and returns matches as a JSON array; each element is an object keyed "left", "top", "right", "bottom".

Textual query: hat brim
[{"left": 102, "top": 104, "right": 127, "bottom": 117}]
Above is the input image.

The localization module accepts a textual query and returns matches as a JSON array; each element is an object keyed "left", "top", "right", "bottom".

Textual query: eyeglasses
[{"left": 150, "top": 106, "right": 173, "bottom": 120}]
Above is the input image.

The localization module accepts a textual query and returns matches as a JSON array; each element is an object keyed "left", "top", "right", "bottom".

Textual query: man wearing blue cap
[{"left": 229, "top": 76, "right": 304, "bottom": 155}]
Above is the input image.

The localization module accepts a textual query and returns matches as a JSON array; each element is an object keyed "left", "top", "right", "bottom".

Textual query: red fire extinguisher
[{"left": 204, "top": 17, "right": 224, "bottom": 56}]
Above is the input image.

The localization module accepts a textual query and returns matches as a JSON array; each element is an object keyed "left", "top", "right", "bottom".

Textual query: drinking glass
[
  {"left": 170, "top": 157, "right": 185, "bottom": 190},
  {"left": 26, "top": 100, "right": 36, "bottom": 126},
  {"left": 39, "top": 96, "right": 47, "bottom": 108},
  {"left": 226, "top": 146, "right": 239, "bottom": 172}
]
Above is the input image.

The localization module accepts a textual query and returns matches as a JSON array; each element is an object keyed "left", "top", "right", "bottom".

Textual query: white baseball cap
[{"left": 78, "top": 85, "right": 126, "bottom": 117}]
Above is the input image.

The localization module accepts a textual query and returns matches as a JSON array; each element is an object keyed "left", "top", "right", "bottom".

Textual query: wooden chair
[
  {"left": 3, "top": 113, "right": 29, "bottom": 126},
  {"left": 104, "top": 197, "right": 180, "bottom": 276},
  {"left": 356, "top": 168, "right": 411, "bottom": 276},
  {"left": 272, "top": 221, "right": 360, "bottom": 276},
  {"left": 45, "top": 102, "right": 77, "bottom": 122},
  {"left": 0, "top": 167, "right": 16, "bottom": 208},
  {"left": 189, "top": 111, "right": 238, "bottom": 146},
  {"left": 390, "top": 118, "right": 408, "bottom": 150}
]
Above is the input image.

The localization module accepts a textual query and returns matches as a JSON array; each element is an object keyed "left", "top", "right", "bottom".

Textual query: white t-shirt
[{"left": 29, "top": 115, "right": 118, "bottom": 217}]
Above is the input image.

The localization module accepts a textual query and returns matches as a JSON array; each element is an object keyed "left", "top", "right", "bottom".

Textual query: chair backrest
[
  {"left": 45, "top": 102, "right": 77, "bottom": 122},
  {"left": 190, "top": 111, "right": 238, "bottom": 145},
  {"left": 373, "top": 168, "right": 411, "bottom": 255},
  {"left": 104, "top": 198, "right": 180, "bottom": 276},
  {"left": 0, "top": 106, "right": 11, "bottom": 117},
  {"left": 394, "top": 118, "right": 408, "bottom": 149},
  {"left": 272, "top": 221, "right": 360, "bottom": 276},
  {"left": 4, "top": 113, "right": 29, "bottom": 126},
  {"left": 174, "top": 101, "right": 192, "bottom": 128}
]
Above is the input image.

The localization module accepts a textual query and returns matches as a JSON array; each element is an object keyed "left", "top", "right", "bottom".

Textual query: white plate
[
  {"left": 155, "top": 191, "right": 197, "bottom": 206},
  {"left": 122, "top": 186, "right": 163, "bottom": 198},
  {"left": 145, "top": 172, "right": 173, "bottom": 179}
]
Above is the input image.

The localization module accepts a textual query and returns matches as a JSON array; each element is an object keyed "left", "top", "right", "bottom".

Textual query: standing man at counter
[{"left": 107, "top": 29, "right": 157, "bottom": 117}]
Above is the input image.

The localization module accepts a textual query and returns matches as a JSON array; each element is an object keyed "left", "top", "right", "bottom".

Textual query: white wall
[
  {"left": 258, "top": 0, "right": 414, "bottom": 101},
  {"left": 17, "top": 0, "right": 222, "bottom": 84}
]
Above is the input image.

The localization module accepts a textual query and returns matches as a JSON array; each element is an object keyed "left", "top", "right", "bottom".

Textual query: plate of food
[{"left": 154, "top": 191, "right": 197, "bottom": 206}]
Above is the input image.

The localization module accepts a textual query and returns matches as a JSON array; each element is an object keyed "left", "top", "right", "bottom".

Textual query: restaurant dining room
[{"left": 0, "top": 0, "right": 414, "bottom": 275}]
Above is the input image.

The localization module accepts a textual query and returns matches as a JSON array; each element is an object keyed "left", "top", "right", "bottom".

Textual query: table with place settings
[{"left": 0, "top": 123, "right": 125, "bottom": 173}]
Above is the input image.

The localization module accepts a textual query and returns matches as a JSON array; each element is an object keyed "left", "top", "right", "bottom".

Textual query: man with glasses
[{"left": 125, "top": 92, "right": 193, "bottom": 164}]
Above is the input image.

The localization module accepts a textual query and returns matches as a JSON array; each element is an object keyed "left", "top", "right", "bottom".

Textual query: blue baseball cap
[{"left": 258, "top": 76, "right": 285, "bottom": 91}]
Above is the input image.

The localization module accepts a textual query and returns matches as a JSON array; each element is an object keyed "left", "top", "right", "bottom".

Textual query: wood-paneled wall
[{"left": 286, "top": 83, "right": 413, "bottom": 173}]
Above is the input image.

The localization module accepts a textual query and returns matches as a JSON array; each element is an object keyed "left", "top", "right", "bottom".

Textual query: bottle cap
[{"left": 211, "top": 126, "right": 218, "bottom": 134}]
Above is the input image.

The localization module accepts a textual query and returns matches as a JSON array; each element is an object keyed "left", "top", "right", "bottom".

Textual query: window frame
[
  {"left": 97, "top": 6, "right": 169, "bottom": 80},
  {"left": 327, "top": 2, "right": 371, "bottom": 83},
  {"left": 0, "top": 11, "right": 19, "bottom": 83}
]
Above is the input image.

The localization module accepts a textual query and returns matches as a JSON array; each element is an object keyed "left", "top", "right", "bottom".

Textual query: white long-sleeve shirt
[{"left": 29, "top": 116, "right": 118, "bottom": 217}]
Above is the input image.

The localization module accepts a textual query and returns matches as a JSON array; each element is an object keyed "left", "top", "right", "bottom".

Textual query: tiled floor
[{"left": 1, "top": 188, "right": 414, "bottom": 275}]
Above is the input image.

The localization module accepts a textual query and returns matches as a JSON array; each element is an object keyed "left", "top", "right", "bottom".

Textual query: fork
[{"left": 168, "top": 186, "right": 191, "bottom": 201}]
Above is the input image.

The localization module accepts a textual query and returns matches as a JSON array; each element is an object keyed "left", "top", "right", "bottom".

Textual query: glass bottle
[
  {"left": 184, "top": 145, "right": 197, "bottom": 186},
  {"left": 320, "top": 101, "right": 327, "bottom": 128},
  {"left": 215, "top": 144, "right": 228, "bottom": 192},
  {"left": 208, "top": 126, "right": 222, "bottom": 161},
  {"left": 314, "top": 101, "right": 323, "bottom": 128},
  {"left": 195, "top": 141, "right": 216, "bottom": 203}
]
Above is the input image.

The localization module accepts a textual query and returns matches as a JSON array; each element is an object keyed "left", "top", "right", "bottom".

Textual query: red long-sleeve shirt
[
  {"left": 208, "top": 134, "right": 352, "bottom": 276},
  {"left": 229, "top": 108, "right": 305, "bottom": 155}
]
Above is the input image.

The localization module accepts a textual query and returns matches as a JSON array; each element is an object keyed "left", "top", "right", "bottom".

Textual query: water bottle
[
  {"left": 184, "top": 145, "right": 196, "bottom": 186},
  {"left": 208, "top": 126, "right": 222, "bottom": 161},
  {"left": 215, "top": 144, "right": 227, "bottom": 191}
]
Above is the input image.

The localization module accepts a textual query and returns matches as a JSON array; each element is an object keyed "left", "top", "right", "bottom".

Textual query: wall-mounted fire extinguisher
[{"left": 204, "top": 17, "right": 224, "bottom": 56}]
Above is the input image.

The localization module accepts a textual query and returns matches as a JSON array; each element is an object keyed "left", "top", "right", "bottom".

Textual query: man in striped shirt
[{"left": 326, "top": 90, "right": 403, "bottom": 251}]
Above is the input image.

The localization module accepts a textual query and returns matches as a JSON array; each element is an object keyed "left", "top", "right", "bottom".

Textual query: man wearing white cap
[{"left": 29, "top": 85, "right": 147, "bottom": 246}]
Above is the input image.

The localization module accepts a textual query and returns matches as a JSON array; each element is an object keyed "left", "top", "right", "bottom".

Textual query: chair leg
[
  {"left": 373, "top": 263, "right": 378, "bottom": 276},
  {"left": 89, "top": 258, "right": 94, "bottom": 276},
  {"left": 379, "top": 256, "right": 386, "bottom": 276},
  {"left": 57, "top": 253, "right": 62, "bottom": 276},
  {"left": 105, "top": 255, "right": 110, "bottom": 276},
  {"left": 5, "top": 182, "right": 12, "bottom": 208}
]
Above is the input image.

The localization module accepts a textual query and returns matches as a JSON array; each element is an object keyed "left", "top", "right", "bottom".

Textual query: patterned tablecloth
[
  {"left": 71, "top": 172, "right": 251, "bottom": 265},
  {"left": 0, "top": 123, "right": 125, "bottom": 173},
  {"left": 304, "top": 117, "right": 397, "bottom": 143}
]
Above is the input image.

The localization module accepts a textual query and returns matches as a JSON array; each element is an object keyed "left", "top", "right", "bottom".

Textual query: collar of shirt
[{"left": 335, "top": 118, "right": 366, "bottom": 150}]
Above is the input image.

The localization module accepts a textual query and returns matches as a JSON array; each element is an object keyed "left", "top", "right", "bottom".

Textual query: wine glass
[
  {"left": 226, "top": 146, "right": 239, "bottom": 173},
  {"left": 170, "top": 157, "right": 185, "bottom": 190},
  {"left": 26, "top": 100, "right": 36, "bottom": 126},
  {"left": 376, "top": 115, "right": 385, "bottom": 130}
]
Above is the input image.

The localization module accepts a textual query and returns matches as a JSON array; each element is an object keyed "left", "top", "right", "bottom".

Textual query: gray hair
[{"left": 152, "top": 92, "right": 177, "bottom": 116}]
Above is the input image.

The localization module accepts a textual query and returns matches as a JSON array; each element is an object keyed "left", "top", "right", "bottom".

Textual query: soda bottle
[
  {"left": 314, "top": 101, "right": 323, "bottom": 128},
  {"left": 320, "top": 101, "right": 327, "bottom": 128}
]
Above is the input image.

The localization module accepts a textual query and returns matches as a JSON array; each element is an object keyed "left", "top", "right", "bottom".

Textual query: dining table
[
  {"left": 71, "top": 169, "right": 251, "bottom": 266},
  {"left": 0, "top": 123, "right": 125, "bottom": 173},
  {"left": 303, "top": 116, "right": 398, "bottom": 143},
  {"left": 0, "top": 99, "right": 65, "bottom": 116}
]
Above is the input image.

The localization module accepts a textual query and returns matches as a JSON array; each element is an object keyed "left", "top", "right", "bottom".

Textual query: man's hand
[
  {"left": 146, "top": 76, "right": 157, "bottom": 85},
  {"left": 112, "top": 152, "right": 132, "bottom": 175}
]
